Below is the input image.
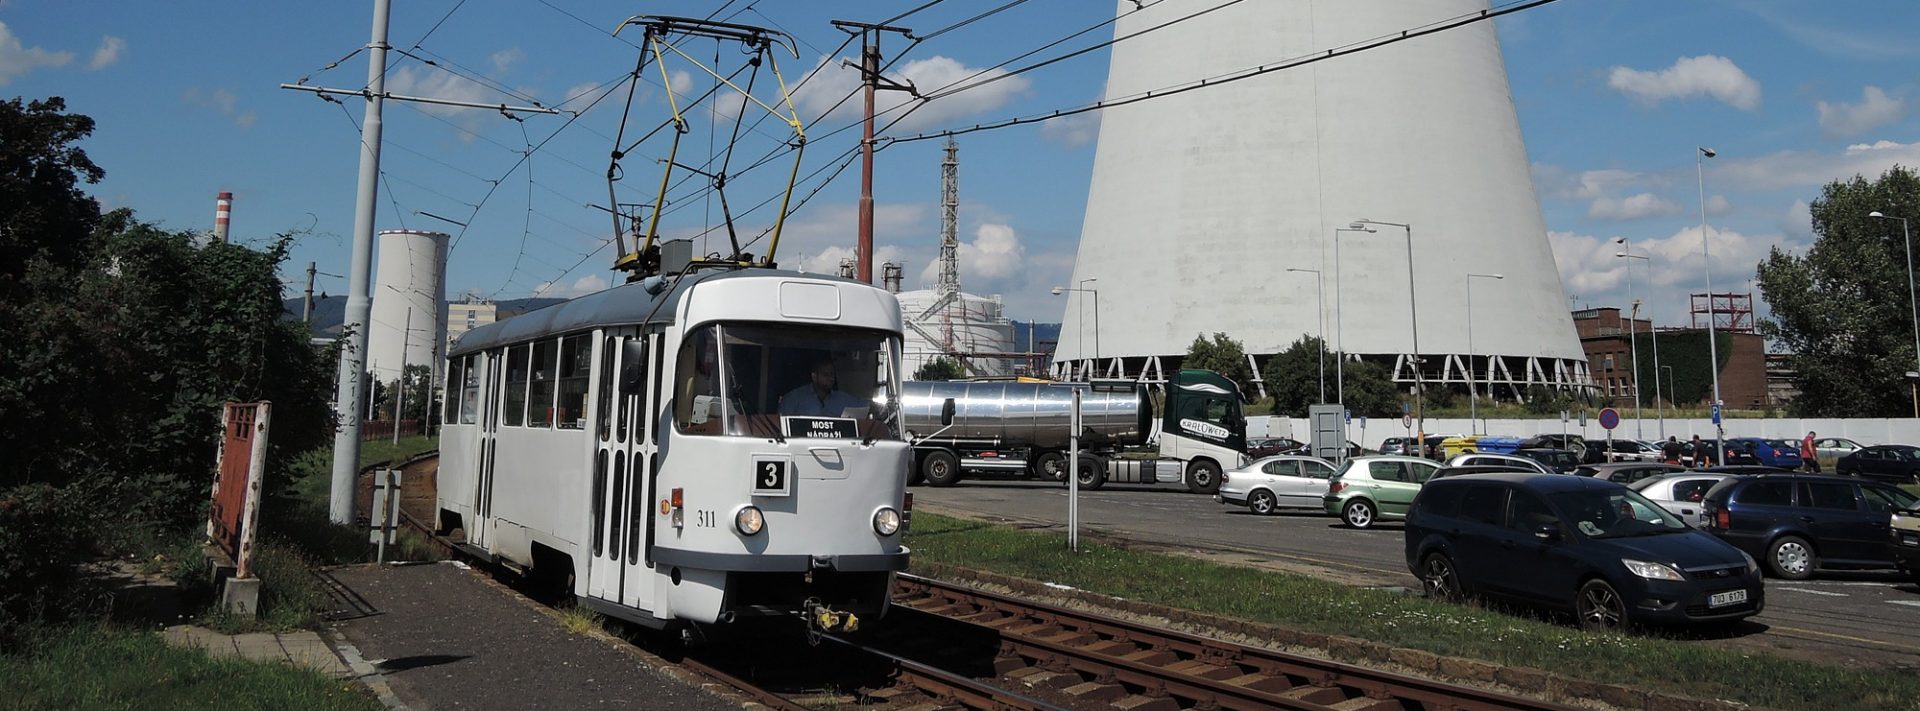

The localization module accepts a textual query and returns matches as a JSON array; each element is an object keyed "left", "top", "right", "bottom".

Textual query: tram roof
[{"left": 447, "top": 267, "right": 859, "bottom": 357}]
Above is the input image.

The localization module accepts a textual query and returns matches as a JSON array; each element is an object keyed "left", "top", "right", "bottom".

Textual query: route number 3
[{"left": 753, "top": 459, "right": 790, "bottom": 496}]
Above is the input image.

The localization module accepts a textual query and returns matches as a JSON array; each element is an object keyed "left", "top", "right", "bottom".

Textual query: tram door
[
  {"left": 470, "top": 350, "right": 500, "bottom": 549},
  {"left": 589, "top": 331, "right": 659, "bottom": 612}
]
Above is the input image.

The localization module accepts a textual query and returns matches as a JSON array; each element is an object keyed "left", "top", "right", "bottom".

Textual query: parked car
[
  {"left": 1404, "top": 473, "right": 1764, "bottom": 630},
  {"left": 1217, "top": 455, "right": 1338, "bottom": 515},
  {"left": 1519, "top": 434, "right": 1600, "bottom": 463},
  {"left": 1696, "top": 465, "right": 1792, "bottom": 476},
  {"left": 1323, "top": 456, "right": 1443, "bottom": 528},
  {"left": 1245, "top": 437, "right": 1305, "bottom": 459},
  {"left": 1680, "top": 439, "right": 1759, "bottom": 467},
  {"left": 1512, "top": 448, "right": 1584, "bottom": 474},
  {"left": 1428, "top": 465, "right": 1536, "bottom": 480},
  {"left": 1629, "top": 472, "right": 1732, "bottom": 528},
  {"left": 1836, "top": 445, "right": 1920, "bottom": 484},
  {"left": 1592, "top": 439, "right": 1662, "bottom": 462},
  {"left": 1379, "top": 435, "right": 1448, "bottom": 458},
  {"left": 1728, "top": 437, "right": 1802, "bottom": 470},
  {"left": 1283, "top": 439, "right": 1363, "bottom": 459},
  {"left": 1700, "top": 474, "right": 1920, "bottom": 579},
  {"left": 1814, "top": 437, "right": 1867, "bottom": 461},
  {"left": 1444, "top": 452, "right": 1553, "bottom": 475},
  {"left": 1573, "top": 462, "right": 1684, "bottom": 485},
  {"left": 1891, "top": 503, "right": 1920, "bottom": 583}
]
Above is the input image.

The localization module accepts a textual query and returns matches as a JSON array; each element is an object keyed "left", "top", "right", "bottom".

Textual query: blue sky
[{"left": 5, "top": 0, "right": 1917, "bottom": 328}]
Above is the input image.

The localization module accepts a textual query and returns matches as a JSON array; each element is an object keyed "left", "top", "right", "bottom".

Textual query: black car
[
  {"left": 1695, "top": 465, "right": 1792, "bottom": 476},
  {"left": 1428, "top": 465, "right": 1535, "bottom": 480},
  {"left": 1836, "top": 445, "right": 1920, "bottom": 484},
  {"left": 1699, "top": 474, "right": 1920, "bottom": 580},
  {"left": 1379, "top": 435, "right": 1446, "bottom": 458},
  {"left": 1511, "top": 448, "right": 1583, "bottom": 474},
  {"left": 1405, "top": 473, "right": 1763, "bottom": 630},
  {"left": 1246, "top": 437, "right": 1305, "bottom": 459},
  {"left": 1679, "top": 440, "right": 1759, "bottom": 467}
]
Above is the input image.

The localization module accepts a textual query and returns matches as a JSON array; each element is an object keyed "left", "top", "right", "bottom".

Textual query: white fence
[{"left": 1271, "top": 415, "right": 1920, "bottom": 448}]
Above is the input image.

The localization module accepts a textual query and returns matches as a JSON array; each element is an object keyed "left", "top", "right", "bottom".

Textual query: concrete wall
[{"left": 1281, "top": 416, "right": 1920, "bottom": 448}]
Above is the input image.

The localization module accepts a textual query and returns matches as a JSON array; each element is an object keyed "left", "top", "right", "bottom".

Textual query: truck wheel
[
  {"left": 1034, "top": 451, "right": 1067, "bottom": 481},
  {"left": 921, "top": 451, "right": 961, "bottom": 487},
  {"left": 1186, "top": 460, "right": 1222, "bottom": 495},
  {"left": 1074, "top": 455, "right": 1105, "bottom": 490}
]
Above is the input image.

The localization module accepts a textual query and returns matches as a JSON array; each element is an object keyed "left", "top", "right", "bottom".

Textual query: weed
[
  {"left": 0, "top": 622, "right": 379, "bottom": 710},
  {"left": 558, "top": 608, "right": 604, "bottom": 636}
]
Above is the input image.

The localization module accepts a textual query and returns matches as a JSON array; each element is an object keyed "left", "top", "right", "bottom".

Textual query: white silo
[
  {"left": 897, "top": 289, "right": 1018, "bottom": 378},
  {"left": 1058, "top": 0, "right": 1590, "bottom": 398},
  {"left": 368, "top": 229, "right": 448, "bottom": 385}
]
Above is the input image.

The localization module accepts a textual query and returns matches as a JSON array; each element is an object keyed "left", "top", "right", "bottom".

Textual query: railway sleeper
[
  {"left": 1329, "top": 695, "right": 1406, "bottom": 711},
  {"left": 1118, "top": 649, "right": 1179, "bottom": 666},
  {"left": 1224, "top": 673, "right": 1294, "bottom": 694},
  {"left": 1281, "top": 684, "right": 1354, "bottom": 705},
  {"left": 1062, "top": 680, "right": 1127, "bottom": 702},
  {"left": 1113, "top": 693, "right": 1181, "bottom": 711}
]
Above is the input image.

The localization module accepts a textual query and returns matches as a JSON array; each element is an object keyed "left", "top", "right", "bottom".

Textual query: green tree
[
  {"left": 1259, "top": 335, "right": 1327, "bottom": 415},
  {"left": 1757, "top": 166, "right": 1920, "bottom": 416},
  {"left": 912, "top": 357, "right": 965, "bottom": 381},
  {"left": 1183, "top": 332, "right": 1255, "bottom": 396},
  {"left": 1342, "top": 360, "right": 1402, "bottom": 418}
]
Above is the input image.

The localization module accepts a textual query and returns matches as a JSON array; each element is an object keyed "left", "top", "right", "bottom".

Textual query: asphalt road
[{"left": 911, "top": 479, "right": 1920, "bottom": 671}]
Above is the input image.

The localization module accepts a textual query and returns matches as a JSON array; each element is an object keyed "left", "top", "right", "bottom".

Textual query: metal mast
[{"left": 939, "top": 138, "right": 960, "bottom": 352}]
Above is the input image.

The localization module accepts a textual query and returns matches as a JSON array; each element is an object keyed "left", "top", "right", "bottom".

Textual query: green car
[{"left": 1322, "top": 456, "right": 1442, "bottom": 528}]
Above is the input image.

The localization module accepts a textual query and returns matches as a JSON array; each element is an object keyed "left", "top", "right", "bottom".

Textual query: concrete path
[{"left": 161, "top": 625, "right": 354, "bottom": 678}]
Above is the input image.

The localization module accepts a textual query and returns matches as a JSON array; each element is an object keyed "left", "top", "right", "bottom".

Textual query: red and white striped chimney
[{"left": 213, "top": 191, "right": 232, "bottom": 243}]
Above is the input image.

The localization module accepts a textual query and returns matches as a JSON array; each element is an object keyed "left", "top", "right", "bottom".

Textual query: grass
[
  {"left": 558, "top": 608, "right": 604, "bottom": 636},
  {"left": 0, "top": 623, "right": 380, "bottom": 711},
  {"left": 904, "top": 512, "right": 1920, "bottom": 711}
]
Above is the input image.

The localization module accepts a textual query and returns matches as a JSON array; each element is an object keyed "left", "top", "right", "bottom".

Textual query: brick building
[{"left": 1572, "top": 307, "right": 1768, "bottom": 409}]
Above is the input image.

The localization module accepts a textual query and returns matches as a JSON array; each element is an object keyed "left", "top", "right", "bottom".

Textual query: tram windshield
[{"left": 675, "top": 322, "right": 903, "bottom": 440}]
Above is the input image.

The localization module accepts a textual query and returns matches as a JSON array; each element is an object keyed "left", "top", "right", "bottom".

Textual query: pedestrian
[
  {"left": 1689, "top": 434, "right": 1706, "bottom": 468},
  {"left": 1802, "top": 431, "right": 1821, "bottom": 473},
  {"left": 1661, "top": 436, "right": 1681, "bottom": 466}
]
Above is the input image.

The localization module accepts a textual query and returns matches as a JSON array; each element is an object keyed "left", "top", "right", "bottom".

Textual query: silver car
[
  {"left": 1814, "top": 437, "right": 1866, "bottom": 461},
  {"left": 1443, "top": 452, "right": 1554, "bottom": 475},
  {"left": 1217, "top": 455, "right": 1339, "bottom": 515},
  {"left": 1629, "top": 473, "right": 1732, "bottom": 528}
]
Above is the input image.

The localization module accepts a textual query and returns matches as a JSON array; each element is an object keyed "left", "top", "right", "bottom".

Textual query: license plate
[{"left": 1709, "top": 589, "right": 1748, "bottom": 608}]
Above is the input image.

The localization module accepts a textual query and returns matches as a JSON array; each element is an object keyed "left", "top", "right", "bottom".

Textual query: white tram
[{"left": 436, "top": 267, "right": 912, "bottom": 630}]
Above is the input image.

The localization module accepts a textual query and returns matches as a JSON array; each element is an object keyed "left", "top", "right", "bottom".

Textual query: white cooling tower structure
[
  {"left": 897, "top": 289, "right": 1017, "bottom": 378},
  {"left": 367, "top": 229, "right": 449, "bottom": 385},
  {"left": 1058, "top": 0, "right": 1589, "bottom": 397}
]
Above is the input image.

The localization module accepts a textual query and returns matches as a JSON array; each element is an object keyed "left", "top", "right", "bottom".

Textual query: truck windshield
[{"left": 674, "top": 322, "right": 902, "bottom": 440}]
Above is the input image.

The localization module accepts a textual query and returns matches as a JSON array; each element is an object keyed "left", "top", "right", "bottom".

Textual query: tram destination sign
[{"left": 783, "top": 415, "right": 857, "bottom": 439}]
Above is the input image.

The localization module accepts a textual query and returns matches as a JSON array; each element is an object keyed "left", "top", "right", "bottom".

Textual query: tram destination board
[{"left": 783, "top": 416, "right": 856, "bottom": 439}]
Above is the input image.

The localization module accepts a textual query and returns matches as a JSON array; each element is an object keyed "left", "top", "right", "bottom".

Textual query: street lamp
[
  {"left": 1354, "top": 218, "right": 1422, "bottom": 440},
  {"left": 1466, "top": 273, "right": 1504, "bottom": 433},
  {"left": 1287, "top": 267, "right": 1327, "bottom": 403},
  {"left": 1615, "top": 242, "right": 1666, "bottom": 437},
  {"left": 1051, "top": 281, "right": 1099, "bottom": 380},
  {"left": 1333, "top": 224, "right": 1377, "bottom": 413},
  {"left": 1871, "top": 211, "right": 1918, "bottom": 417},
  {"left": 1696, "top": 146, "right": 1725, "bottom": 465}
]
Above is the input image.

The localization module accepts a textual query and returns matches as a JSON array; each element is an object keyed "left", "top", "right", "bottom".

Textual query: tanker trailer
[{"left": 900, "top": 369, "right": 1248, "bottom": 493}]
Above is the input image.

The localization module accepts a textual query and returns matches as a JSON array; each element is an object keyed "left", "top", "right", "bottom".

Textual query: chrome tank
[{"left": 900, "top": 381, "right": 1148, "bottom": 448}]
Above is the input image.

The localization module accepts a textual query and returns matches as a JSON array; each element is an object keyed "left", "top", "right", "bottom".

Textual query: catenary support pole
[{"left": 329, "top": 0, "right": 391, "bottom": 525}]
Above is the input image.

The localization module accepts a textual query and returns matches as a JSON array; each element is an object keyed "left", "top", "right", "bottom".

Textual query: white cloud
[
  {"left": 1534, "top": 165, "right": 1657, "bottom": 201},
  {"left": 1550, "top": 225, "right": 1788, "bottom": 325},
  {"left": 183, "top": 87, "right": 255, "bottom": 129},
  {"left": 1607, "top": 55, "right": 1761, "bottom": 110},
  {"left": 489, "top": 47, "right": 523, "bottom": 72},
  {"left": 792, "top": 54, "right": 1030, "bottom": 132},
  {"left": 1705, "top": 195, "right": 1731, "bottom": 217},
  {"left": 560, "top": 82, "right": 602, "bottom": 107},
  {"left": 1817, "top": 86, "right": 1904, "bottom": 140},
  {"left": 386, "top": 65, "right": 509, "bottom": 117},
  {"left": 1713, "top": 139, "right": 1920, "bottom": 191},
  {"left": 1784, "top": 200, "right": 1812, "bottom": 236},
  {"left": 917, "top": 223, "right": 1026, "bottom": 286},
  {"left": 87, "top": 35, "right": 122, "bottom": 70},
  {"left": 1039, "top": 111, "right": 1100, "bottom": 147},
  {"left": 795, "top": 244, "right": 906, "bottom": 277},
  {"left": 1587, "top": 192, "right": 1681, "bottom": 220},
  {"left": 0, "top": 22, "right": 72, "bottom": 85},
  {"left": 532, "top": 274, "right": 608, "bottom": 298},
  {"left": 668, "top": 69, "right": 694, "bottom": 97}
]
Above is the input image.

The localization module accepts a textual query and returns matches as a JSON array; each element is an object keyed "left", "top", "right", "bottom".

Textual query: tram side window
[
  {"left": 458, "top": 354, "right": 481, "bottom": 424},
  {"left": 674, "top": 325, "right": 723, "bottom": 434},
  {"left": 529, "top": 339, "right": 557, "bottom": 428},
  {"left": 597, "top": 336, "right": 614, "bottom": 441},
  {"left": 557, "top": 334, "right": 590, "bottom": 430},
  {"left": 444, "top": 356, "right": 464, "bottom": 424},
  {"left": 503, "top": 345, "right": 529, "bottom": 427}
]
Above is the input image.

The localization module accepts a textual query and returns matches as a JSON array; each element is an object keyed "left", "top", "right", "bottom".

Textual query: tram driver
[{"left": 779, "top": 356, "right": 866, "bottom": 418}]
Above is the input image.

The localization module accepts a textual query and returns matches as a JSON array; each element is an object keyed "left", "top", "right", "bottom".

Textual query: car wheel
[
  {"left": 1767, "top": 535, "right": 1817, "bottom": 580},
  {"left": 1075, "top": 455, "right": 1106, "bottom": 490},
  {"left": 1342, "top": 499, "right": 1375, "bottom": 529},
  {"left": 1421, "top": 553, "right": 1465, "bottom": 603},
  {"left": 1248, "top": 489, "right": 1278, "bottom": 516},
  {"left": 1187, "top": 460, "right": 1222, "bottom": 495},
  {"left": 1035, "top": 451, "right": 1067, "bottom": 481},
  {"left": 920, "top": 450, "right": 962, "bottom": 487},
  {"left": 1576, "top": 579, "right": 1629, "bottom": 632}
]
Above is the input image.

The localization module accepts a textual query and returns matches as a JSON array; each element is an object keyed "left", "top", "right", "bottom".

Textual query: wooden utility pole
[
  {"left": 302, "top": 261, "right": 317, "bottom": 322},
  {"left": 831, "top": 19, "right": 915, "bottom": 284}
]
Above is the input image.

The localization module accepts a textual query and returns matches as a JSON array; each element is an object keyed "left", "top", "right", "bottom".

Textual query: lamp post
[
  {"left": 1287, "top": 267, "right": 1327, "bottom": 403},
  {"left": 1696, "top": 147, "right": 1725, "bottom": 465},
  {"left": 1870, "top": 211, "right": 1918, "bottom": 417},
  {"left": 1466, "top": 273, "right": 1504, "bottom": 433},
  {"left": 1333, "top": 224, "right": 1377, "bottom": 412},
  {"left": 1614, "top": 244, "right": 1665, "bottom": 437},
  {"left": 1355, "top": 219, "right": 1421, "bottom": 440},
  {"left": 1051, "top": 282, "right": 1099, "bottom": 380}
]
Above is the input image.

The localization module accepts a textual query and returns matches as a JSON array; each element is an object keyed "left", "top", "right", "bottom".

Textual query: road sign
[
  {"left": 1710, "top": 402, "right": 1723, "bottom": 425},
  {"left": 1598, "top": 407, "right": 1620, "bottom": 431},
  {"left": 1345, "top": 409, "right": 1352, "bottom": 424},
  {"left": 1578, "top": 410, "right": 1587, "bottom": 427},
  {"left": 1401, "top": 413, "right": 1412, "bottom": 428},
  {"left": 1560, "top": 409, "right": 1569, "bottom": 423}
]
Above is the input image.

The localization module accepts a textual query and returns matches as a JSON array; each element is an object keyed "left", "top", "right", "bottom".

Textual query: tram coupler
[{"left": 803, "top": 599, "right": 860, "bottom": 641}]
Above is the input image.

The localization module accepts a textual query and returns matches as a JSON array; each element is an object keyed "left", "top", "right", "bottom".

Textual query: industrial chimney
[
  {"left": 881, "top": 262, "right": 903, "bottom": 293},
  {"left": 213, "top": 191, "right": 233, "bottom": 243}
]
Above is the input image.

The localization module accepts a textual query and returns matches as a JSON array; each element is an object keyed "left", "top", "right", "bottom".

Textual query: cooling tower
[
  {"left": 898, "top": 289, "right": 1018, "bottom": 378},
  {"left": 1057, "top": 0, "right": 1589, "bottom": 397},
  {"left": 367, "top": 229, "right": 448, "bottom": 385}
]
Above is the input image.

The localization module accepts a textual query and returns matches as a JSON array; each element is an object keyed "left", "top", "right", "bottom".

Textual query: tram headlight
[
  {"left": 735, "top": 506, "right": 765, "bottom": 536},
  {"left": 873, "top": 507, "right": 902, "bottom": 536}
]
